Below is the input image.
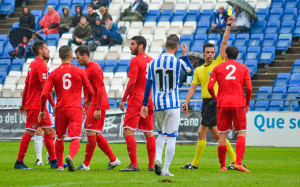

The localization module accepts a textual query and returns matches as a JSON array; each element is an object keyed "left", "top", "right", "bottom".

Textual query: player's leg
[
  {"left": 154, "top": 110, "right": 166, "bottom": 166},
  {"left": 218, "top": 132, "right": 228, "bottom": 171},
  {"left": 34, "top": 127, "right": 43, "bottom": 165}
]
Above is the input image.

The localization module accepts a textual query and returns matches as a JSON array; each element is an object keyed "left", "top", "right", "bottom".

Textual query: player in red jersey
[
  {"left": 74, "top": 46, "right": 121, "bottom": 170},
  {"left": 208, "top": 46, "right": 252, "bottom": 172},
  {"left": 38, "top": 45, "right": 94, "bottom": 172},
  {"left": 119, "top": 36, "right": 155, "bottom": 172},
  {"left": 15, "top": 41, "right": 58, "bottom": 169}
]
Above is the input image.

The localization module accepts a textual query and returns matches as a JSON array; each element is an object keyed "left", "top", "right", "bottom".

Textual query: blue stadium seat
[
  {"left": 208, "top": 33, "right": 221, "bottom": 46},
  {"left": 265, "top": 21, "right": 280, "bottom": 34},
  {"left": 46, "top": 0, "right": 59, "bottom": 6},
  {"left": 191, "top": 34, "right": 207, "bottom": 52},
  {"left": 172, "top": 10, "right": 187, "bottom": 22},
  {"left": 279, "top": 21, "right": 295, "bottom": 34},
  {"left": 234, "top": 33, "right": 249, "bottom": 47},
  {"left": 46, "top": 34, "right": 60, "bottom": 46},
  {"left": 191, "top": 90, "right": 202, "bottom": 100},
  {"left": 276, "top": 34, "right": 292, "bottom": 51},
  {"left": 237, "top": 46, "right": 246, "bottom": 60},
  {"left": 119, "top": 59, "right": 130, "bottom": 66},
  {"left": 236, "top": 59, "right": 244, "bottom": 64},
  {"left": 254, "top": 100, "right": 269, "bottom": 111},
  {"left": 285, "top": 0, "right": 299, "bottom": 8},
  {"left": 268, "top": 8, "right": 283, "bottom": 21},
  {"left": 185, "top": 10, "right": 200, "bottom": 22},
  {"left": 259, "top": 47, "right": 275, "bottom": 63},
  {"left": 103, "top": 60, "right": 117, "bottom": 72},
  {"left": 290, "top": 73, "right": 300, "bottom": 86},
  {"left": 195, "top": 21, "right": 210, "bottom": 34},
  {"left": 249, "top": 100, "right": 255, "bottom": 111},
  {"left": 286, "top": 86, "right": 300, "bottom": 99},
  {"left": 93, "top": 60, "right": 104, "bottom": 68},
  {"left": 115, "top": 64, "right": 129, "bottom": 72},
  {"left": 293, "top": 21, "right": 300, "bottom": 37},
  {"left": 72, "top": 0, "right": 85, "bottom": 6},
  {"left": 0, "top": 0, "right": 15, "bottom": 15},
  {"left": 31, "top": 10, "right": 43, "bottom": 20},
  {"left": 270, "top": 0, "right": 285, "bottom": 8},
  {"left": 71, "top": 59, "right": 78, "bottom": 66},
  {"left": 0, "top": 72, "right": 7, "bottom": 84},
  {"left": 0, "top": 59, "right": 10, "bottom": 73},
  {"left": 250, "top": 21, "right": 266, "bottom": 34},
  {"left": 256, "top": 8, "right": 269, "bottom": 21},
  {"left": 108, "top": 99, "right": 116, "bottom": 109},
  {"left": 291, "top": 60, "right": 300, "bottom": 74},
  {"left": 245, "top": 47, "right": 261, "bottom": 61},
  {"left": 269, "top": 101, "right": 284, "bottom": 111},
  {"left": 283, "top": 101, "right": 299, "bottom": 111},
  {"left": 0, "top": 46, "right": 3, "bottom": 57},
  {"left": 190, "top": 100, "right": 202, "bottom": 110},
  {"left": 10, "top": 61, "right": 23, "bottom": 71},
  {"left": 2, "top": 47, "right": 13, "bottom": 58},
  {"left": 180, "top": 34, "right": 193, "bottom": 48},
  {"left": 85, "top": 0, "right": 92, "bottom": 4},
  {"left": 57, "top": 4, "right": 72, "bottom": 15},
  {"left": 244, "top": 60, "right": 257, "bottom": 77},
  {"left": 263, "top": 33, "right": 277, "bottom": 47},
  {"left": 77, "top": 64, "right": 85, "bottom": 70},
  {"left": 256, "top": 86, "right": 272, "bottom": 99},
  {"left": 0, "top": 34, "right": 7, "bottom": 47},
  {"left": 227, "top": 34, "right": 236, "bottom": 46},
  {"left": 282, "top": 8, "right": 297, "bottom": 21},
  {"left": 179, "top": 90, "right": 188, "bottom": 99},
  {"left": 145, "top": 10, "right": 160, "bottom": 22},
  {"left": 158, "top": 9, "right": 173, "bottom": 22},
  {"left": 11, "top": 22, "right": 19, "bottom": 31},
  {"left": 248, "top": 34, "right": 263, "bottom": 47},
  {"left": 270, "top": 86, "right": 286, "bottom": 99},
  {"left": 274, "top": 73, "right": 291, "bottom": 87},
  {"left": 199, "top": 9, "right": 214, "bottom": 22}
]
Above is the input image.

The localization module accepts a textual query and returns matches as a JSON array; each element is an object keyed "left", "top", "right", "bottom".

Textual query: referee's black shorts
[{"left": 201, "top": 98, "right": 217, "bottom": 128}]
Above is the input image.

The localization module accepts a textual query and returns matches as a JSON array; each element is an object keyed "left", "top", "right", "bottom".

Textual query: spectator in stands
[
  {"left": 39, "top": 5, "right": 60, "bottom": 36},
  {"left": 92, "top": 0, "right": 108, "bottom": 10},
  {"left": 9, "top": 36, "right": 29, "bottom": 58},
  {"left": 208, "top": 5, "right": 229, "bottom": 34},
  {"left": 70, "top": 5, "right": 83, "bottom": 33},
  {"left": 99, "top": 7, "right": 112, "bottom": 24},
  {"left": 19, "top": 6, "right": 35, "bottom": 30},
  {"left": 100, "top": 16, "right": 123, "bottom": 46},
  {"left": 88, "top": 16, "right": 104, "bottom": 51},
  {"left": 24, "top": 33, "right": 40, "bottom": 58},
  {"left": 58, "top": 7, "right": 73, "bottom": 36},
  {"left": 230, "top": 5, "right": 250, "bottom": 34},
  {"left": 120, "top": 0, "right": 148, "bottom": 21},
  {"left": 87, "top": 4, "right": 99, "bottom": 28},
  {"left": 68, "top": 16, "right": 92, "bottom": 46}
]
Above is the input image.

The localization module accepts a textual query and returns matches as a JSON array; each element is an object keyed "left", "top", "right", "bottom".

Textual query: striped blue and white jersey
[{"left": 146, "top": 53, "right": 191, "bottom": 111}]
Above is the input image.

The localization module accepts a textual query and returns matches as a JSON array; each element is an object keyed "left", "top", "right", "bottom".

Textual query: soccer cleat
[
  {"left": 14, "top": 161, "right": 33, "bottom": 169},
  {"left": 76, "top": 163, "right": 90, "bottom": 171},
  {"left": 154, "top": 160, "right": 162, "bottom": 176},
  {"left": 65, "top": 156, "right": 75, "bottom": 172},
  {"left": 180, "top": 163, "right": 198, "bottom": 169},
  {"left": 148, "top": 167, "right": 155, "bottom": 171},
  {"left": 219, "top": 167, "right": 227, "bottom": 172},
  {"left": 57, "top": 167, "right": 64, "bottom": 171},
  {"left": 34, "top": 158, "right": 43, "bottom": 165},
  {"left": 160, "top": 170, "right": 174, "bottom": 176},
  {"left": 119, "top": 164, "right": 140, "bottom": 172},
  {"left": 234, "top": 164, "right": 250, "bottom": 172},
  {"left": 227, "top": 162, "right": 235, "bottom": 170},
  {"left": 107, "top": 158, "right": 121, "bottom": 170},
  {"left": 46, "top": 154, "right": 50, "bottom": 165}
]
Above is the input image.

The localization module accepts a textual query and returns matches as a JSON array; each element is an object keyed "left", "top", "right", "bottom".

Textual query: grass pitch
[{"left": 1, "top": 142, "right": 299, "bottom": 186}]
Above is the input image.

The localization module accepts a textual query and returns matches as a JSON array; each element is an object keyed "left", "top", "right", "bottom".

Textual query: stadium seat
[
  {"left": 286, "top": 86, "right": 300, "bottom": 99},
  {"left": 285, "top": 0, "right": 299, "bottom": 8},
  {"left": 191, "top": 34, "right": 207, "bottom": 52},
  {"left": 180, "top": 34, "right": 193, "bottom": 48},
  {"left": 259, "top": 47, "right": 275, "bottom": 64},
  {"left": 0, "top": 72, "right": 7, "bottom": 84},
  {"left": 265, "top": 21, "right": 280, "bottom": 34},
  {"left": 248, "top": 34, "right": 263, "bottom": 47},
  {"left": 283, "top": 101, "right": 299, "bottom": 111},
  {"left": 5, "top": 71, "right": 21, "bottom": 85},
  {"left": 158, "top": 9, "right": 174, "bottom": 22},
  {"left": 145, "top": 10, "right": 160, "bottom": 22},
  {"left": 263, "top": 33, "right": 277, "bottom": 47},
  {"left": 269, "top": 101, "right": 284, "bottom": 111},
  {"left": 107, "top": 85, "right": 123, "bottom": 98},
  {"left": 250, "top": 21, "right": 266, "bottom": 34},
  {"left": 46, "top": 34, "right": 60, "bottom": 46},
  {"left": 43, "top": 5, "right": 57, "bottom": 15},
  {"left": 179, "top": 90, "right": 188, "bottom": 99},
  {"left": 0, "top": 59, "right": 11, "bottom": 73},
  {"left": 226, "top": 34, "right": 236, "bottom": 46},
  {"left": 185, "top": 9, "right": 200, "bottom": 22},
  {"left": 199, "top": 9, "right": 214, "bottom": 22},
  {"left": 11, "top": 22, "right": 19, "bottom": 31},
  {"left": 249, "top": 100, "right": 255, "bottom": 111},
  {"left": 279, "top": 21, "right": 295, "bottom": 34},
  {"left": 2, "top": 84, "right": 16, "bottom": 97},
  {"left": 276, "top": 34, "right": 292, "bottom": 51},
  {"left": 245, "top": 47, "right": 261, "bottom": 61},
  {"left": 172, "top": 10, "right": 187, "bottom": 22},
  {"left": 273, "top": 73, "right": 291, "bottom": 87},
  {"left": 0, "top": 34, "right": 7, "bottom": 47},
  {"left": 103, "top": 60, "right": 117, "bottom": 73},
  {"left": 31, "top": 10, "right": 43, "bottom": 21},
  {"left": 234, "top": 33, "right": 250, "bottom": 47},
  {"left": 256, "top": 8, "right": 269, "bottom": 21},
  {"left": 256, "top": 86, "right": 272, "bottom": 99},
  {"left": 208, "top": 33, "right": 221, "bottom": 46},
  {"left": 293, "top": 21, "right": 300, "bottom": 37},
  {"left": 181, "top": 21, "right": 197, "bottom": 35},
  {"left": 291, "top": 60, "right": 300, "bottom": 74},
  {"left": 270, "top": 86, "right": 286, "bottom": 99},
  {"left": 268, "top": 8, "right": 283, "bottom": 21},
  {"left": 0, "top": 0, "right": 15, "bottom": 15},
  {"left": 289, "top": 73, "right": 300, "bottom": 86},
  {"left": 244, "top": 60, "right": 257, "bottom": 77},
  {"left": 282, "top": 8, "right": 297, "bottom": 21},
  {"left": 270, "top": 0, "right": 285, "bottom": 8},
  {"left": 195, "top": 21, "right": 210, "bottom": 34},
  {"left": 237, "top": 46, "right": 246, "bottom": 60},
  {"left": 167, "top": 21, "right": 183, "bottom": 35},
  {"left": 254, "top": 100, "right": 269, "bottom": 111}
]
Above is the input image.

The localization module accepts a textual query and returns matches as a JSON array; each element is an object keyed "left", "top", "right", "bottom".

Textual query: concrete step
[
  {"left": 272, "top": 60, "right": 295, "bottom": 67},
  {"left": 252, "top": 73, "right": 278, "bottom": 80},
  {"left": 251, "top": 80, "right": 274, "bottom": 87},
  {"left": 284, "top": 54, "right": 300, "bottom": 60},
  {"left": 267, "top": 67, "right": 292, "bottom": 73},
  {"left": 286, "top": 47, "right": 300, "bottom": 54}
]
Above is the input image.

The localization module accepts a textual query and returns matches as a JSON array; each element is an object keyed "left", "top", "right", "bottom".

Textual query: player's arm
[
  {"left": 82, "top": 71, "right": 94, "bottom": 103},
  {"left": 181, "top": 44, "right": 194, "bottom": 75},
  {"left": 208, "top": 69, "right": 217, "bottom": 100},
  {"left": 93, "top": 71, "right": 104, "bottom": 119},
  {"left": 220, "top": 15, "right": 235, "bottom": 60},
  {"left": 120, "top": 77, "right": 136, "bottom": 111},
  {"left": 38, "top": 76, "right": 54, "bottom": 122},
  {"left": 20, "top": 80, "right": 28, "bottom": 115},
  {"left": 244, "top": 69, "right": 252, "bottom": 113},
  {"left": 141, "top": 79, "right": 152, "bottom": 118},
  {"left": 181, "top": 83, "right": 197, "bottom": 111}
]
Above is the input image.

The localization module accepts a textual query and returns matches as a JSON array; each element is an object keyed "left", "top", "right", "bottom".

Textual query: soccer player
[
  {"left": 38, "top": 45, "right": 94, "bottom": 172},
  {"left": 74, "top": 46, "right": 121, "bottom": 171},
  {"left": 15, "top": 41, "right": 57, "bottom": 169},
  {"left": 180, "top": 16, "right": 237, "bottom": 170},
  {"left": 141, "top": 34, "right": 194, "bottom": 176},
  {"left": 119, "top": 36, "right": 156, "bottom": 172},
  {"left": 208, "top": 46, "right": 252, "bottom": 172}
]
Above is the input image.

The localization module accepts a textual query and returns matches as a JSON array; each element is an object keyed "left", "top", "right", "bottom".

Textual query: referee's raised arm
[{"left": 220, "top": 15, "right": 235, "bottom": 60}]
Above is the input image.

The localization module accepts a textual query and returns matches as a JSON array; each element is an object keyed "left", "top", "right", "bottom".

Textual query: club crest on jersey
[
  {"left": 42, "top": 73, "right": 47, "bottom": 79},
  {"left": 32, "top": 124, "right": 36, "bottom": 129}
]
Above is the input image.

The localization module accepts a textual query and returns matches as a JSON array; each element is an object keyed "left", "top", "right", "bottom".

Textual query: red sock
[
  {"left": 69, "top": 139, "right": 80, "bottom": 159},
  {"left": 218, "top": 145, "right": 227, "bottom": 168},
  {"left": 125, "top": 135, "right": 137, "bottom": 167},
  {"left": 55, "top": 139, "right": 64, "bottom": 167},
  {"left": 83, "top": 135, "right": 97, "bottom": 166},
  {"left": 236, "top": 136, "right": 246, "bottom": 165},
  {"left": 17, "top": 133, "right": 32, "bottom": 161},
  {"left": 146, "top": 136, "right": 156, "bottom": 168},
  {"left": 97, "top": 134, "right": 116, "bottom": 162},
  {"left": 44, "top": 134, "right": 56, "bottom": 161}
]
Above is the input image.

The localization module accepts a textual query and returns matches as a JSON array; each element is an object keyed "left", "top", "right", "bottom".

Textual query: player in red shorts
[
  {"left": 74, "top": 46, "right": 121, "bottom": 170},
  {"left": 119, "top": 36, "right": 155, "bottom": 172},
  {"left": 14, "top": 41, "right": 58, "bottom": 169},
  {"left": 39, "top": 45, "right": 94, "bottom": 172},
  {"left": 208, "top": 46, "right": 252, "bottom": 172}
]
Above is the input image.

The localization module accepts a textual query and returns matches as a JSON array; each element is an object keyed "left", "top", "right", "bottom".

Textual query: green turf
[{"left": 1, "top": 141, "right": 299, "bottom": 186}]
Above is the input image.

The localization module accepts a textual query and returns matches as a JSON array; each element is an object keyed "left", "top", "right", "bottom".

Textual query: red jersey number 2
[
  {"left": 225, "top": 65, "right": 236, "bottom": 80},
  {"left": 62, "top": 73, "right": 72, "bottom": 90}
]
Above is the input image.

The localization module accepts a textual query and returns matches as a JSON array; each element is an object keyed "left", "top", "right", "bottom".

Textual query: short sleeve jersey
[
  {"left": 85, "top": 61, "right": 110, "bottom": 110},
  {"left": 24, "top": 58, "right": 48, "bottom": 110},
  {"left": 128, "top": 52, "right": 153, "bottom": 107},
  {"left": 192, "top": 55, "right": 225, "bottom": 99},
  {"left": 210, "top": 59, "right": 251, "bottom": 107}
]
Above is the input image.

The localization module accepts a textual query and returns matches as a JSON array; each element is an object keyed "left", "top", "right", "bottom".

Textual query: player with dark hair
[
  {"left": 119, "top": 36, "right": 155, "bottom": 172},
  {"left": 141, "top": 34, "right": 193, "bottom": 176},
  {"left": 208, "top": 46, "right": 252, "bottom": 172},
  {"left": 38, "top": 45, "right": 94, "bottom": 172},
  {"left": 74, "top": 46, "right": 121, "bottom": 171},
  {"left": 180, "top": 16, "right": 237, "bottom": 170},
  {"left": 15, "top": 41, "right": 58, "bottom": 169}
]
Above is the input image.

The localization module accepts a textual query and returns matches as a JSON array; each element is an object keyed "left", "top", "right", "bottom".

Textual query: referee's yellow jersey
[{"left": 192, "top": 55, "right": 225, "bottom": 99}]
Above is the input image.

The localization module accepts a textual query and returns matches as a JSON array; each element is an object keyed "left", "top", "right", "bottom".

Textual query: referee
[{"left": 181, "top": 15, "right": 237, "bottom": 170}]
